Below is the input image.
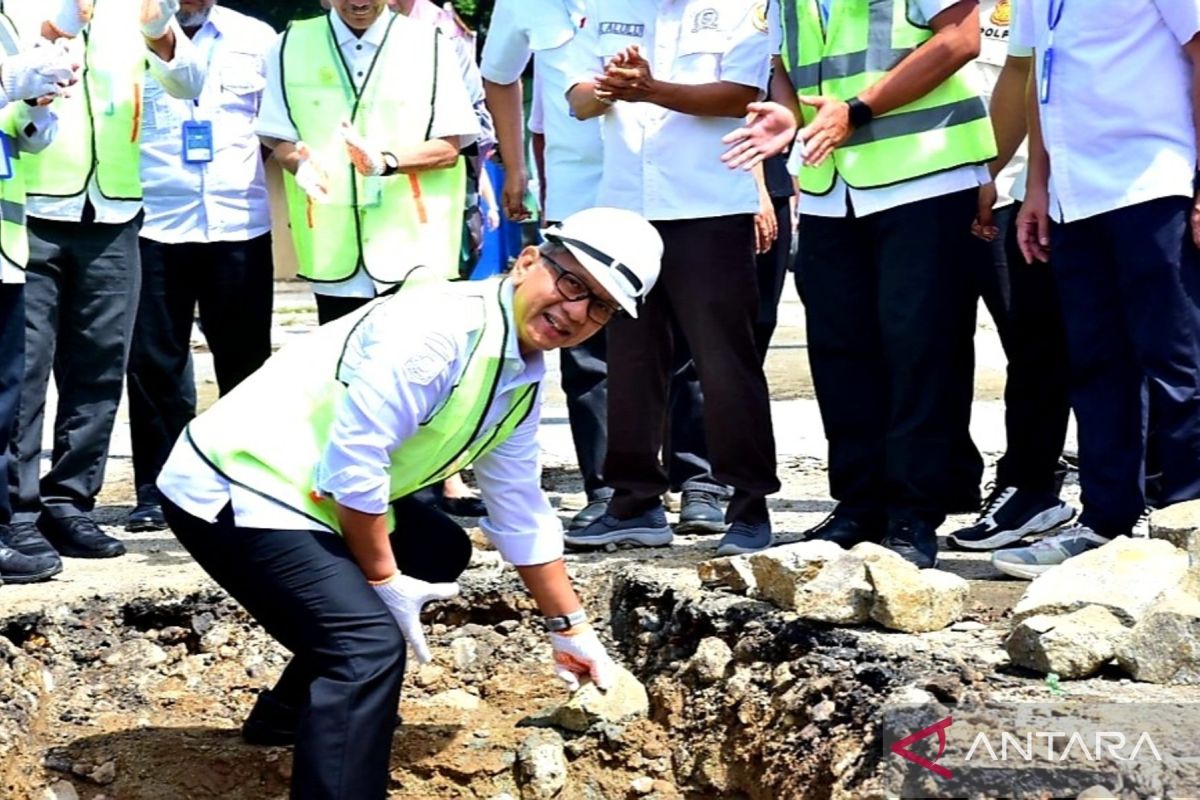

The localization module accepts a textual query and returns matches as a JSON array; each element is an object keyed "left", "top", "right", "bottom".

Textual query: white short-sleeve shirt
[
  {"left": 1013, "top": 0, "right": 1200, "bottom": 222},
  {"left": 974, "top": 0, "right": 1032, "bottom": 207},
  {"left": 481, "top": 0, "right": 603, "bottom": 221},
  {"left": 569, "top": 0, "right": 771, "bottom": 221}
]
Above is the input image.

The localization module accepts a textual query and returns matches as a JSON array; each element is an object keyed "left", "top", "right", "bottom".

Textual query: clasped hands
[{"left": 592, "top": 45, "right": 657, "bottom": 106}]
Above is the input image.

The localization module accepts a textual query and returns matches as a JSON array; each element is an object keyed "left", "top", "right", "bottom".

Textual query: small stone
[
  {"left": 1006, "top": 606, "right": 1126, "bottom": 679},
  {"left": 43, "top": 781, "right": 79, "bottom": 800},
  {"left": 548, "top": 665, "right": 649, "bottom": 732},
  {"left": 89, "top": 761, "right": 116, "bottom": 785},
  {"left": 414, "top": 663, "right": 444, "bottom": 688},
  {"left": 1149, "top": 500, "right": 1200, "bottom": 555},
  {"left": 810, "top": 699, "right": 836, "bottom": 722},
  {"left": 452, "top": 638, "right": 479, "bottom": 671},
  {"left": 696, "top": 556, "right": 756, "bottom": 592},
  {"left": 496, "top": 620, "right": 520, "bottom": 634},
  {"left": 421, "top": 689, "right": 482, "bottom": 711},
  {"left": 516, "top": 730, "right": 568, "bottom": 800},
  {"left": 1076, "top": 786, "right": 1118, "bottom": 799},
  {"left": 687, "top": 637, "right": 732, "bottom": 685},
  {"left": 101, "top": 640, "right": 168, "bottom": 669},
  {"left": 604, "top": 543, "right": 618, "bottom": 553},
  {"left": 1116, "top": 591, "right": 1200, "bottom": 684},
  {"left": 631, "top": 776, "right": 655, "bottom": 795}
]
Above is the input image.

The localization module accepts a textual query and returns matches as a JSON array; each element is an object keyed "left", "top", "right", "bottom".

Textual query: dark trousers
[
  {"left": 970, "top": 203, "right": 1071, "bottom": 494},
  {"left": 754, "top": 196, "right": 793, "bottom": 362},
  {"left": 164, "top": 495, "right": 471, "bottom": 800},
  {"left": 1050, "top": 196, "right": 1200, "bottom": 536},
  {"left": 0, "top": 284, "right": 24, "bottom": 526},
  {"left": 797, "top": 189, "right": 981, "bottom": 524},
  {"left": 9, "top": 216, "right": 142, "bottom": 521},
  {"left": 315, "top": 293, "right": 371, "bottom": 326},
  {"left": 606, "top": 214, "right": 778, "bottom": 525},
  {"left": 128, "top": 235, "right": 274, "bottom": 496}
]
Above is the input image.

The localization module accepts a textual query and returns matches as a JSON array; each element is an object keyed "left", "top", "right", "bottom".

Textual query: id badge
[
  {"left": 182, "top": 120, "right": 214, "bottom": 164},
  {"left": 0, "top": 133, "right": 13, "bottom": 181}
]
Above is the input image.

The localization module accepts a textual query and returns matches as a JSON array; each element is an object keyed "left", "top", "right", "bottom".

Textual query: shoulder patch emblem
[
  {"left": 753, "top": 2, "right": 769, "bottom": 33},
  {"left": 403, "top": 351, "right": 447, "bottom": 385}
]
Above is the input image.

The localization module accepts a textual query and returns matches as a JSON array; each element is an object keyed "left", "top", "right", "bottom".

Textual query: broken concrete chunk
[
  {"left": 1011, "top": 538, "right": 1188, "bottom": 626},
  {"left": 1149, "top": 500, "right": 1200, "bottom": 556},
  {"left": 866, "top": 558, "right": 968, "bottom": 633},
  {"left": 516, "top": 730, "right": 567, "bottom": 800},
  {"left": 548, "top": 665, "right": 649, "bottom": 733},
  {"left": 1005, "top": 606, "right": 1126, "bottom": 679},
  {"left": 747, "top": 540, "right": 845, "bottom": 608},
  {"left": 696, "top": 556, "right": 756, "bottom": 593},
  {"left": 1116, "top": 591, "right": 1200, "bottom": 684},
  {"left": 687, "top": 637, "right": 733, "bottom": 685}
]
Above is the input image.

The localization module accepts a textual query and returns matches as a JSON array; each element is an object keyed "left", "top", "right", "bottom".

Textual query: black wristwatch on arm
[
  {"left": 541, "top": 608, "right": 588, "bottom": 633},
  {"left": 846, "top": 97, "right": 874, "bottom": 129}
]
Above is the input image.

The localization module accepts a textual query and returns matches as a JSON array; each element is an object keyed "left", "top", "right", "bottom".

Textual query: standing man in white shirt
[
  {"left": 256, "top": 0, "right": 478, "bottom": 325},
  {"left": 564, "top": 0, "right": 781, "bottom": 556},
  {"left": 2, "top": 0, "right": 204, "bottom": 564},
  {"left": 123, "top": 0, "right": 275, "bottom": 533},
  {"left": 945, "top": 0, "right": 1076, "bottom": 551},
  {"left": 0, "top": 9, "right": 75, "bottom": 585},
  {"left": 993, "top": 0, "right": 1200, "bottom": 578}
]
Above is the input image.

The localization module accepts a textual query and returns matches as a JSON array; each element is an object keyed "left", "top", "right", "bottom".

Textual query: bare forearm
[
  {"left": 858, "top": 4, "right": 980, "bottom": 116},
  {"left": 645, "top": 80, "right": 759, "bottom": 118},
  {"left": 145, "top": 29, "right": 176, "bottom": 62},
  {"left": 568, "top": 83, "right": 610, "bottom": 120},
  {"left": 769, "top": 57, "right": 802, "bottom": 121},
  {"left": 988, "top": 56, "right": 1031, "bottom": 178},
  {"left": 484, "top": 79, "right": 527, "bottom": 174},
  {"left": 266, "top": 138, "right": 302, "bottom": 174},
  {"left": 336, "top": 504, "right": 397, "bottom": 583},
  {"left": 516, "top": 559, "right": 584, "bottom": 617},
  {"left": 393, "top": 138, "right": 459, "bottom": 173},
  {"left": 1025, "top": 57, "right": 1049, "bottom": 190}
]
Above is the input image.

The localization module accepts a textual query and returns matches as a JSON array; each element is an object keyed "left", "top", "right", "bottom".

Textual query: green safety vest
[
  {"left": 780, "top": 0, "right": 997, "bottom": 194},
  {"left": 7, "top": 0, "right": 146, "bottom": 201},
  {"left": 0, "top": 12, "right": 28, "bottom": 268},
  {"left": 280, "top": 14, "right": 466, "bottom": 285},
  {"left": 185, "top": 278, "right": 538, "bottom": 533}
]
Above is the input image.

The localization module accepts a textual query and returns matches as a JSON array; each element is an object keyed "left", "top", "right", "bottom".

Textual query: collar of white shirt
[{"left": 329, "top": 8, "right": 395, "bottom": 50}]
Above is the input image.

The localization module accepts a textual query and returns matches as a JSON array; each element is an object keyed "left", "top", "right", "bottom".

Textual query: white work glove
[
  {"left": 371, "top": 573, "right": 460, "bottom": 664},
  {"left": 340, "top": 120, "right": 386, "bottom": 177},
  {"left": 0, "top": 41, "right": 77, "bottom": 103},
  {"left": 293, "top": 142, "right": 332, "bottom": 204},
  {"left": 140, "top": 0, "right": 180, "bottom": 40},
  {"left": 549, "top": 625, "right": 616, "bottom": 692},
  {"left": 48, "top": 0, "right": 94, "bottom": 38}
]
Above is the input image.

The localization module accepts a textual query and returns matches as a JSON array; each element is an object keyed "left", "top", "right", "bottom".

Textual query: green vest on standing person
[
  {"left": 0, "top": 12, "right": 29, "bottom": 268},
  {"left": 185, "top": 278, "right": 537, "bottom": 534},
  {"left": 780, "top": 0, "right": 997, "bottom": 195},
  {"left": 5, "top": 0, "right": 146, "bottom": 202},
  {"left": 280, "top": 14, "right": 467, "bottom": 285}
]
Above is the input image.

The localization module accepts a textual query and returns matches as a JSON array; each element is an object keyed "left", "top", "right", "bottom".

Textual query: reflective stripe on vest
[
  {"left": 186, "top": 278, "right": 538, "bottom": 534},
  {"left": 9, "top": 0, "right": 145, "bottom": 201},
  {"left": 280, "top": 15, "right": 466, "bottom": 285},
  {"left": 781, "top": 0, "right": 996, "bottom": 194},
  {"left": 0, "top": 12, "right": 28, "bottom": 268}
]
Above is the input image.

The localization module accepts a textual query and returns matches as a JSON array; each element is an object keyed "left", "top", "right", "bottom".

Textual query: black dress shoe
[
  {"left": 881, "top": 517, "right": 939, "bottom": 569},
  {"left": 676, "top": 490, "right": 728, "bottom": 535},
  {"left": 126, "top": 502, "right": 167, "bottom": 532},
  {"left": 2, "top": 520, "right": 59, "bottom": 559},
  {"left": 568, "top": 498, "right": 609, "bottom": 530},
  {"left": 0, "top": 543, "right": 61, "bottom": 584},
  {"left": 803, "top": 512, "right": 883, "bottom": 548},
  {"left": 438, "top": 495, "right": 487, "bottom": 517},
  {"left": 242, "top": 689, "right": 403, "bottom": 747},
  {"left": 39, "top": 515, "right": 126, "bottom": 559}
]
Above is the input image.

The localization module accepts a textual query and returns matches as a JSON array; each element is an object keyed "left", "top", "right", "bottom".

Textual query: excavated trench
[{"left": 0, "top": 549, "right": 1001, "bottom": 800}]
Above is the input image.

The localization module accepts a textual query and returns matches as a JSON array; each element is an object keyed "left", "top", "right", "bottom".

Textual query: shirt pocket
[
  {"left": 528, "top": 15, "right": 575, "bottom": 53},
  {"left": 674, "top": 29, "right": 726, "bottom": 84},
  {"left": 1065, "top": 0, "right": 1145, "bottom": 33},
  {"left": 219, "top": 51, "right": 267, "bottom": 112}
]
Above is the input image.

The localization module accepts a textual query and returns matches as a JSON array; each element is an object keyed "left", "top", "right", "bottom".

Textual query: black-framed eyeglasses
[{"left": 541, "top": 253, "right": 624, "bottom": 325}]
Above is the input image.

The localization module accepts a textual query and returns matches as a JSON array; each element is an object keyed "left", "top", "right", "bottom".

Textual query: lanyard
[{"left": 1038, "top": 0, "right": 1065, "bottom": 104}]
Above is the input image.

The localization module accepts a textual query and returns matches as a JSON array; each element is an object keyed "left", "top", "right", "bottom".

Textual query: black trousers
[
  {"left": 128, "top": 235, "right": 274, "bottom": 497},
  {"left": 797, "top": 189, "right": 981, "bottom": 524},
  {"left": 9, "top": 216, "right": 142, "bottom": 521},
  {"left": 164, "top": 496, "right": 471, "bottom": 800},
  {"left": 0, "top": 284, "right": 24, "bottom": 526},
  {"left": 970, "top": 203, "right": 1071, "bottom": 494},
  {"left": 1050, "top": 196, "right": 1200, "bottom": 536},
  {"left": 754, "top": 196, "right": 794, "bottom": 362},
  {"left": 606, "top": 214, "right": 779, "bottom": 525},
  {"left": 315, "top": 293, "right": 372, "bottom": 326}
]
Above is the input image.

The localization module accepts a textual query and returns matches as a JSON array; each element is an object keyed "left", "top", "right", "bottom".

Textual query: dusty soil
[{"left": 0, "top": 282, "right": 1143, "bottom": 800}]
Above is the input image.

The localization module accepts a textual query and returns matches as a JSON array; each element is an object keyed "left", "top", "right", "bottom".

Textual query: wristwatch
[
  {"left": 846, "top": 97, "right": 874, "bottom": 129},
  {"left": 381, "top": 151, "right": 400, "bottom": 177},
  {"left": 541, "top": 608, "right": 588, "bottom": 632}
]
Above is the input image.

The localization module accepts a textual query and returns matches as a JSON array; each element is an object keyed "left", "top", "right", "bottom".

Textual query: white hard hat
[{"left": 542, "top": 207, "right": 662, "bottom": 318}]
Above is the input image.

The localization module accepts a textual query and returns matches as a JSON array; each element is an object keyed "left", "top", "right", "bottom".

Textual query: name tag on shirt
[
  {"left": 182, "top": 120, "right": 214, "bottom": 164},
  {"left": 0, "top": 133, "right": 13, "bottom": 181}
]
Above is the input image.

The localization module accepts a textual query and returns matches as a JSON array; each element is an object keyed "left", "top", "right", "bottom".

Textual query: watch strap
[
  {"left": 542, "top": 608, "right": 588, "bottom": 632},
  {"left": 847, "top": 97, "right": 874, "bottom": 128}
]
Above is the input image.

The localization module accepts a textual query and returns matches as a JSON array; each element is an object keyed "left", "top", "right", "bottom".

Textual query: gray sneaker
[
  {"left": 991, "top": 523, "right": 1112, "bottom": 579},
  {"left": 715, "top": 520, "right": 773, "bottom": 556},
  {"left": 564, "top": 505, "right": 673, "bottom": 550}
]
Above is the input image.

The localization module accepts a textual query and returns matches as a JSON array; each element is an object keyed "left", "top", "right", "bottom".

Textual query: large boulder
[
  {"left": 1005, "top": 606, "right": 1126, "bottom": 679},
  {"left": 1115, "top": 591, "right": 1200, "bottom": 684},
  {"left": 856, "top": 544, "right": 968, "bottom": 633},
  {"left": 1011, "top": 538, "right": 1188, "bottom": 626}
]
